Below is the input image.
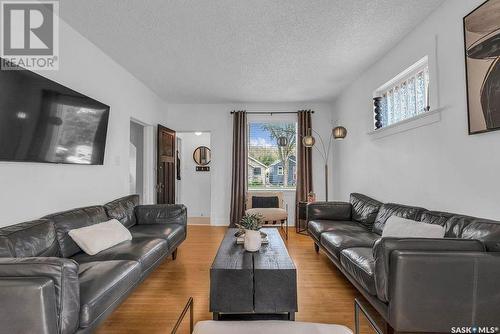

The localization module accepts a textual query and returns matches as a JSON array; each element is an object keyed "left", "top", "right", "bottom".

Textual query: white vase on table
[{"left": 244, "top": 229, "right": 262, "bottom": 252}]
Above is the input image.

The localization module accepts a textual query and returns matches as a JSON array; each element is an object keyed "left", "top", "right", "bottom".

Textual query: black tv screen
[{"left": 0, "top": 61, "right": 110, "bottom": 165}]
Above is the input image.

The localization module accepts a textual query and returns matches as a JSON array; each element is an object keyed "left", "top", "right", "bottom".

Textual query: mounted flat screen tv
[{"left": 0, "top": 60, "right": 110, "bottom": 165}]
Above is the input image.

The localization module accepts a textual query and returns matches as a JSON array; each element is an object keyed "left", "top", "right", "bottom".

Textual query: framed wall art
[{"left": 463, "top": 0, "right": 500, "bottom": 135}]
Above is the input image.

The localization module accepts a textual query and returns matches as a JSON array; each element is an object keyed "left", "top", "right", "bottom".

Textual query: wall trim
[{"left": 367, "top": 107, "right": 444, "bottom": 140}]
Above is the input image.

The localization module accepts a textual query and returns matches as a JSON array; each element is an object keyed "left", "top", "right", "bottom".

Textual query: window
[
  {"left": 374, "top": 57, "right": 430, "bottom": 130},
  {"left": 248, "top": 121, "right": 297, "bottom": 190}
]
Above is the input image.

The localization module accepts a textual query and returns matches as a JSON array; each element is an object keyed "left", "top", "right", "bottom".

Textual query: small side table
[{"left": 296, "top": 201, "right": 308, "bottom": 235}]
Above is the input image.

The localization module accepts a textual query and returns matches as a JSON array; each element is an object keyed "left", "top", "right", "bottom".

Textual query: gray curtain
[
  {"left": 295, "top": 110, "right": 313, "bottom": 225},
  {"left": 229, "top": 111, "right": 248, "bottom": 227}
]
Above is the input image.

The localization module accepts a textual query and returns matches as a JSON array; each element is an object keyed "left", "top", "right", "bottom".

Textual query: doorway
[
  {"left": 130, "top": 120, "right": 145, "bottom": 202},
  {"left": 176, "top": 132, "right": 211, "bottom": 225}
]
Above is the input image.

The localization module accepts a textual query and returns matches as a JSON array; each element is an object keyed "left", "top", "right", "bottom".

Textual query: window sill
[
  {"left": 248, "top": 188, "right": 296, "bottom": 193},
  {"left": 367, "top": 107, "right": 444, "bottom": 140}
]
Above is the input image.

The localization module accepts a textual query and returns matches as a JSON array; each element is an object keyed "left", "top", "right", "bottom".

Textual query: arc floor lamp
[{"left": 278, "top": 126, "right": 347, "bottom": 201}]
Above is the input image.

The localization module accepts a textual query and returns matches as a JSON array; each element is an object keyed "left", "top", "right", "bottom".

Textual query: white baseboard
[{"left": 210, "top": 218, "right": 230, "bottom": 226}]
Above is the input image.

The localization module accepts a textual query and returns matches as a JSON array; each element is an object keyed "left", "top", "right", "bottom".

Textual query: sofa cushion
[
  {"left": 72, "top": 238, "right": 168, "bottom": 274},
  {"left": 306, "top": 202, "right": 352, "bottom": 221},
  {"left": 44, "top": 206, "right": 109, "bottom": 258},
  {"left": 245, "top": 208, "right": 287, "bottom": 222},
  {"left": 340, "top": 247, "right": 376, "bottom": 295},
  {"left": 320, "top": 227, "right": 379, "bottom": 259},
  {"left": 0, "top": 219, "right": 59, "bottom": 257},
  {"left": 104, "top": 195, "right": 139, "bottom": 228},
  {"left": 307, "top": 220, "right": 363, "bottom": 241},
  {"left": 373, "top": 203, "right": 426, "bottom": 235},
  {"left": 252, "top": 196, "right": 279, "bottom": 208},
  {"left": 78, "top": 260, "right": 141, "bottom": 328},
  {"left": 135, "top": 204, "right": 187, "bottom": 225},
  {"left": 0, "top": 236, "right": 11, "bottom": 257},
  {"left": 420, "top": 211, "right": 454, "bottom": 226},
  {"left": 350, "top": 193, "right": 382, "bottom": 230},
  {"left": 130, "top": 224, "right": 186, "bottom": 250},
  {"left": 445, "top": 215, "right": 500, "bottom": 252}
]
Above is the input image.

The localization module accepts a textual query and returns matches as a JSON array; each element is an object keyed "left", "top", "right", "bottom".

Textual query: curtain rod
[{"left": 230, "top": 110, "right": 314, "bottom": 115}]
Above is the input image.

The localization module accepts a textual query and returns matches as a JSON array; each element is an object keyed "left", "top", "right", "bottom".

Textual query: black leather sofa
[
  {"left": 0, "top": 195, "right": 187, "bottom": 334},
  {"left": 307, "top": 193, "right": 500, "bottom": 333}
]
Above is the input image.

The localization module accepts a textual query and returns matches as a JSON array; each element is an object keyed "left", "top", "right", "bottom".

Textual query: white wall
[
  {"left": 166, "top": 103, "right": 334, "bottom": 226},
  {"left": 332, "top": 0, "right": 500, "bottom": 220},
  {"left": 177, "top": 132, "right": 211, "bottom": 218},
  {"left": 130, "top": 121, "right": 144, "bottom": 201},
  {"left": 0, "top": 16, "right": 167, "bottom": 226}
]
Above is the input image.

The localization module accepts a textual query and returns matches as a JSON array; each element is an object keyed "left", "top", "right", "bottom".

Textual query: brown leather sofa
[
  {"left": 0, "top": 195, "right": 187, "bottom": 334},
  {"left": 307, "top": 193, "right": 500, "bottom": 333}
]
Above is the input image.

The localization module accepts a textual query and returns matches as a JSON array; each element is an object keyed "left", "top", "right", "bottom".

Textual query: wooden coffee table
[{"left": 209, "top": 228, "right": 297, "bottom": 320}]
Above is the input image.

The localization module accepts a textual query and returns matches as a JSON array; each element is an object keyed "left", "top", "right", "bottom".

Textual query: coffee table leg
[{"left": 213, "top": 312, "right": 220, "bottom": 321}]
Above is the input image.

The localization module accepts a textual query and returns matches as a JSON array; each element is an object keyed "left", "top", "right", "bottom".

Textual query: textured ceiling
[{"left": 59, "top": 0, "right": 443, "bottom": 103}]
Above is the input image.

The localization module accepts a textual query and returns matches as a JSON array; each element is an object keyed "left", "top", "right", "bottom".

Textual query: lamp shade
[
  {"left": 277, "top": 136, "right": 288, "bottom": 147},
  {"left": 302, "top": 135, "right": 315, "bottom": 147},
  {"left": 302, "top": 128, "right": 316, "bottom": 147},
  {"left": 333, "top": 126, "right": 347, "bottom": 140}
]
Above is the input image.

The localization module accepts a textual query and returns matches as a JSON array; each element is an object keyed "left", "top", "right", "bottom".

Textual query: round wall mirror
[{"left": 193, "top": 146, "right": 211, "bottom": 165}]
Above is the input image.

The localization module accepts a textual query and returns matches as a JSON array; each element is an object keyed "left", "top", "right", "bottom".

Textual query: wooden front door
[{"left": 157, "top": 125, "right": 176, "bottom": 204}]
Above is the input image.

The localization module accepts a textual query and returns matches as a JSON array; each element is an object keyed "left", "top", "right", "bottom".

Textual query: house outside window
[
  {"left": 374, "top": 56, "right": 430, "bottom": 129},
  {"left": 247, "top": 121, "right": 297, "bottom": 190}
]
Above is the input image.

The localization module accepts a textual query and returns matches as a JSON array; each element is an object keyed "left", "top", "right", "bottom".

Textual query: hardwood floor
[{"left": 96, "top": 226, "right": 377, "bottom": 333}]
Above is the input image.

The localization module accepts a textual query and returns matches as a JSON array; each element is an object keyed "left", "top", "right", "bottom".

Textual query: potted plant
[{"left": 238, "top": 213, "right": 263, "bottom": 252}]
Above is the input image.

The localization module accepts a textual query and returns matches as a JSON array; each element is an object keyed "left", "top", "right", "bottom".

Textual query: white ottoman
[{"left": 193, "top": 320, "right": 353, "bottom": 334}]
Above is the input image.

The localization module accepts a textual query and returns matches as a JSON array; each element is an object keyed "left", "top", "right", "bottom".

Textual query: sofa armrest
[
  {"left": 0, "top": 277, "right": 58, "bottom": 334},
  {"left": 306, "top": 201, "right": 352, "bottom": 221},
  {"left": 387, "top": 251, "right": 500, "bottom": 333},
  {"left": 135, "top": 204, "right": 187, "bottom": 226},
  {"left": 373, "top": 237, "right": 484, "bottom": 303},
  {"left": 0, "top": 257, "right": 80, "bottom": 334}
]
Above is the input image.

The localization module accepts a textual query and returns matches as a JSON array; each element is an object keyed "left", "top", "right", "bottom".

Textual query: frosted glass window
[
  {"left": 408, "top": 77, "right": 416, "bottom": 118},
  {"left": 416, "top": 71, "right": 426, "bottom": 115},
  {"left": 381, "top": 93, "right": 388, "bottom": 126},
  {"left": 393, "top": 86, "right": 400, "bottom": 123},
  {"left": 387, "top": 90, "right": 393, "bottom": 125},
  {"left": 400, "top": 82, "right": 408, "bottom": 121},
  {"left": 373, "top": 58, "right": 429, "bottom": 129}
]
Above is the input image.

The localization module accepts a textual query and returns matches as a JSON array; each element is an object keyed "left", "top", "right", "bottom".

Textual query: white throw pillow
[
  {"left": 68, "top": 219, "right": 132, "bottom": 255},
  {"left": 382, "top": 216, "right": 445, "bottom": 238}
]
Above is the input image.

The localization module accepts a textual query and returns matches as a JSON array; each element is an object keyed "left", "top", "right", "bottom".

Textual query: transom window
[
  {"left": 374, "top": 56, "right": 430, "bottom": 130},
  {"left": 247, "top": 121, "right": 297, "bottom": 190}
]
